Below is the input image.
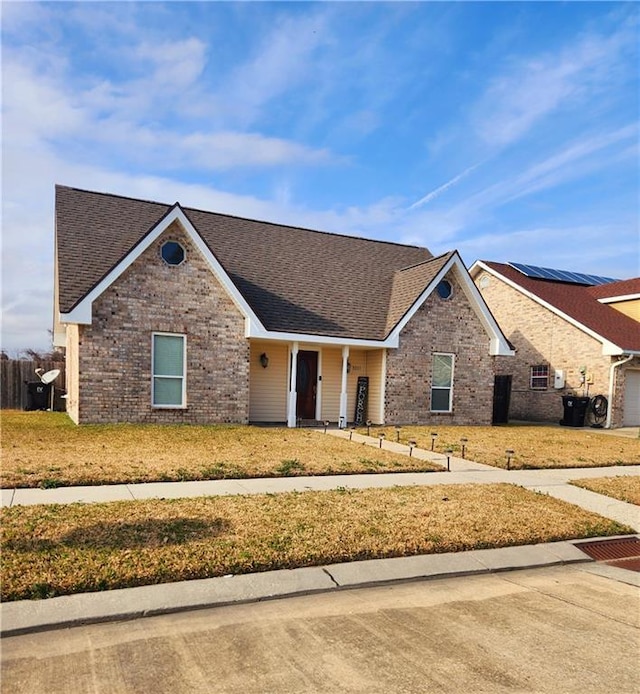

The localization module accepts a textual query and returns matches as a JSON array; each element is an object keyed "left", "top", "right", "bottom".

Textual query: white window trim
[
  {"left": 152, "top": 332, "right": 187, "bottom": 408},
  {"left": 430, "top": 352, "right": 455, "bottom": 413},
  {"left": 530, "top": 364, "right": 549, "bottom": 391}
]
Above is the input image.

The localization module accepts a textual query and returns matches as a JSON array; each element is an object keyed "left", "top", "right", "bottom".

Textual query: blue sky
[{"left": 2, "top": 1, "right": 639, "bottom": 353}]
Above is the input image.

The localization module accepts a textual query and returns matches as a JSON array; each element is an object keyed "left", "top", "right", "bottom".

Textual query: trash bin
[
  {"left": 560, "top": 395, "right": 590, "bottom": 427},
  {"left": 25, "top": 382, "right": 52, "bottom": 411}
]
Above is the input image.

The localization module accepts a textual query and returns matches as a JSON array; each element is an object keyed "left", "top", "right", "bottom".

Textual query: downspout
[{"left": 606, "top": 354, "right": 634, "bottom": 429}]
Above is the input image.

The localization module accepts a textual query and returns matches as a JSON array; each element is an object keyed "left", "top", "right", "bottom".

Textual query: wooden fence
[{"left": 1, "top": 360, "right": 66, "bottom": 411}]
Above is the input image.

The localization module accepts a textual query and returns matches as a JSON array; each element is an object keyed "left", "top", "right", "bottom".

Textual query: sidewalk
[
  {"left": 3, "top": 429, "right": 639, "bottom": 530},
  {"left": 2, "top": 430, "right": 638, "bottom": 637}
]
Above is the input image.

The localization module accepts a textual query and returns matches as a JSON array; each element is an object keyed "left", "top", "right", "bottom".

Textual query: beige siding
[
  {"left": 320, "top": 348, "right": 341, "bottom": 421},
  {"left": 249, "top": 341, "right": 288, "bottom": 422},
  {"left": 608, "top": 299, "right": 640, "bottom": 322},
  {"left": 366, "top": 349, "right": 385, "bottom": 424},
  {"left": 65, "top": 324, "right": 80, "bottom": 424},
  {"left": 346, "top": 349, "right": 366, "bottom": 420}
]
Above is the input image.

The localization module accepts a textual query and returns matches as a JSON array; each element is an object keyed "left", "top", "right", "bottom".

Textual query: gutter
[{"left": 606, "top": 354, "right": 635, "bottom": 429}]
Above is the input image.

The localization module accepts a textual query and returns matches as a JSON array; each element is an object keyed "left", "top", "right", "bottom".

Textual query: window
[
  {"left": 161, "top": 241, "right": 185, "bottom": 266},
  {"left": 530, "top": 365, "right": 549, "bottom": 390},
  {"left": 436, "top": 279, "right": 453, "bottom": 299},
  {"left": 431, "top": 353, "right": 454, "bottom": 412},
  {"left": 152, "top": 333, "right": 186, "bottom": 407}
]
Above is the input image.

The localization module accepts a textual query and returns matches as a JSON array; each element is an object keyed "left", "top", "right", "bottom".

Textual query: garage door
[{"left": 623, "top": 370, "right": 640, "bottom": 426}]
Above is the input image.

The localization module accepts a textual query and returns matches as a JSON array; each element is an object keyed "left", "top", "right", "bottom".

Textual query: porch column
[
  {"left": 287, "top": 342, "right": 299, "bottom": 428},
  {"left": 339, "top": 345, "right": 349, "bottom": 429}
]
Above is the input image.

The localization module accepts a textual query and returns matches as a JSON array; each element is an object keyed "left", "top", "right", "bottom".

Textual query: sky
[{"left": 2, "top": 1, "right": 639, "bottom": 354}]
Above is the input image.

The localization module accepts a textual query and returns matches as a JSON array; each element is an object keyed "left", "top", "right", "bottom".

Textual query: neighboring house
[
  {"left": 53, "top": 185, "right": 512, "bottom": 426},
  {"left": 469, "top": 261, "right": 640, "bottom": 428}
]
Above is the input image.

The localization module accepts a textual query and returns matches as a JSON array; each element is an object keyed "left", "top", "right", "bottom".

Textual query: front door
[{"left": 296, "top": 351, "right": 318, "bottom": 420}]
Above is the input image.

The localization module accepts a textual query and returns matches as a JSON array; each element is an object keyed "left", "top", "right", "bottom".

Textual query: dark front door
[
  {"left": 492, "top": 375, "right": 512, "bottom": 424},
  {"left": 296, "top": 351, "right": 318, "bottom": 420}
]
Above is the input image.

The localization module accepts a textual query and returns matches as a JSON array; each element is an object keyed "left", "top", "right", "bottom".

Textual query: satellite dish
[
  {"left": 35, "top": 368, "right": 45, "bottom": 377},
  {"left": 41, "top": 369, "right": 60, "bottom": 384}
]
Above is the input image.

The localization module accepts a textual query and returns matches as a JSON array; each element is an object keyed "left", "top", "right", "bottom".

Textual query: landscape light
[
  {"left": 366, "top": 420, "right": 372, "bottom": 436},
  {"left": 395, "top": 425, "right": 401, "bottom": 442},
  {"left": 430, "top": 432, "right": 438, "bottom": 451},
  {"left": 445, "top": 448, "right": 453, "bottom": 471},
  {"left": 505, "top": 449, "right": 515, "bottom": 470},
  {"left": 323, "top": 420, "right": 329, "bottom": 434},
  {"left": 460, "top": 437, "right": 468, "bottom": 459},
  {"left": 378, "top": 432, "right": 386, "bottom": 448},
  {"left": 349, "top": 426, "right": 356, "bottom": 441},
  {"left": 408, "top": 439, "right": 417, "bottom": 457}
]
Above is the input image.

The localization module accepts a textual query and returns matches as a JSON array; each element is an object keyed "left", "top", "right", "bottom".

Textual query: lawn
[
  {"left": 1, "top": 483, "right": 630, "bottom": 602},
  {"left": 570, "top": 476, "right": 640, "bottom": 505},
  {"left": 1, "top": 411, "right": 441, "bottom": 488},
  {"left": 362, "top": 424, "right": 640, "bottom": 469}
]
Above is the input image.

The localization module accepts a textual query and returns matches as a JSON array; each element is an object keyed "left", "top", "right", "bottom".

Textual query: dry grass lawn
[
  {"left": 1, "top": 483, "right": 630, "bottom": 602},
  {"left": 1, "top": 411, "right": 441, "bottom": 488},
  {"left": 570, "top": 476, "right": 640, "bottom": 505},
  {"left": 363, "top": 424, "right": 640, "bottom": 469}
]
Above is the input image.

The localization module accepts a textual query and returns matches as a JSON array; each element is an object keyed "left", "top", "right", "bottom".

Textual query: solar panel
[{"left": 508, "top": 262, "right": 617, "bottom": 286}]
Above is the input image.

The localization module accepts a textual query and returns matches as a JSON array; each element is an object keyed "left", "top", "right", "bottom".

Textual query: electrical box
[{"left": 554, "top": 369, "right": 565, "bottom": 389}]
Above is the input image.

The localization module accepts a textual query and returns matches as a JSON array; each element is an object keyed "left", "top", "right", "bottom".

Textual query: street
[{"left": 2, "top": 565, "right": 639, "bottom": 693}]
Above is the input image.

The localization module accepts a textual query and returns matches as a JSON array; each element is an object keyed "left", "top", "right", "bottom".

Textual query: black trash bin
[
  {"left": 560, "top": 395, "right": 590, "bottom": 427},
  {"left": 25, "top": 382, "right": 52, "bottom": 411}
]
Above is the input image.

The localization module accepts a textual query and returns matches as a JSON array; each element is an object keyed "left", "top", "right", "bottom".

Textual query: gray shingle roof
[{"left": 56, "top": 185, "right": 441, "bottom": 340}]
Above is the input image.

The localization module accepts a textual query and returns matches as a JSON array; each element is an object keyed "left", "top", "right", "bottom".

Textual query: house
[
  {"left": 469, "top": 261, "right": 640, "bottom": 428},
  {"left": 53, "top": 185, "right": 513, "bottom": 426}
]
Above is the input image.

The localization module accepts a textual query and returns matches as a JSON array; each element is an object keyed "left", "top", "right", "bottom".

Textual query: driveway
[{"left": 2, "top": 565, "right": 638, "bottom": 693}]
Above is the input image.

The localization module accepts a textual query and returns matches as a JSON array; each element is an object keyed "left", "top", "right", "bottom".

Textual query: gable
[{"left": 471, "top": 261, "right": 640, "bottom": 355}]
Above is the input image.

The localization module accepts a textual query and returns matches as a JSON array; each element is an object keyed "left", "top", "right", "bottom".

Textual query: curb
[{"left": 0, "top": 539, "right": 596, "bottom": 637}]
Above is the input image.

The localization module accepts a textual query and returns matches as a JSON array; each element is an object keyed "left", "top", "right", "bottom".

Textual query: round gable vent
[
  {"left": 437, "top": 279, "right": 453, "bottom": 299},
  {"left": 161, "top": 241, "right": 185, "bottom": 266}
]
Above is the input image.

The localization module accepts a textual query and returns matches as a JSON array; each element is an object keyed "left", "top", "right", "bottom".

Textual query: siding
[
  {"left": 249, "top": 341, "right": 288, "bottom": 422},
  {"left": 320, "top": 348, "right": 341, "bottom": 421},
  {"left": 608, "top": 298, "right": 640, "bottom": 322}
]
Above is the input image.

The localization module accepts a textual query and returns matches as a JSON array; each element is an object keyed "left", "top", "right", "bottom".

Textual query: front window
[
  {"left": 152, "top": 333, "right": 186, "bottom": 407},
  {"left": 530, "top": 365, "right": 549, "bottom": 390},
  {"left": 431, "top": 353, "right": 454, "bottom": 412}
]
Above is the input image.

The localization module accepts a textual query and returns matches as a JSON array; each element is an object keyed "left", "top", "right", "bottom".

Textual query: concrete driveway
[{"left": 2, "top": 565, "right": 638, "bottom": 694}]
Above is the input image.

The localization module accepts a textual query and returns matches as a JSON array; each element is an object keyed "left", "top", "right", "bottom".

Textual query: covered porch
[{"left": 248, "top": 340, "right": 387, "bottom": 427}]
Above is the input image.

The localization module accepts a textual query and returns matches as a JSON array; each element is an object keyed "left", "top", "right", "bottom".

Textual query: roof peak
[{"left": 55, "top": 184, "right": 429, "bottom": 253}]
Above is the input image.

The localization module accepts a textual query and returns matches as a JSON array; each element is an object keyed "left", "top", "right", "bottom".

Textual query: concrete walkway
[
  {"left": 2, "top": 429, "right": 638, "bottom": 637},
  {"left": 3, "top": 429, "right": 639, "bottom": 530}
]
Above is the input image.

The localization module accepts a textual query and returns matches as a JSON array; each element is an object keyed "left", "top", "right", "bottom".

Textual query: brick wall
[
  {"left": 385, "top": 271, "right": 495, "bottom": 425},
  {"left": 477, "top": 271, "right": 614, "bottom": 423},
  {"left": 74, "top": 223, "right": 249, "bottom": 424}
]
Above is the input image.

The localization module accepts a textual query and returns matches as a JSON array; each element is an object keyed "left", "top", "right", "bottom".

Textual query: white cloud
[{"left": 474, "top": 19, "right": 636, "bottom": 146}]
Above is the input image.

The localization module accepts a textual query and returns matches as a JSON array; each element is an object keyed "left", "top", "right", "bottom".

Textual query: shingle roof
[
  {"left": 481, "top": 261, "right": 640, "bottom": 352},
  {"left": 587, "top": 278, "right": 640, "bottom": 300},
  {"left": 385, "top": 252, "right": 455, "bottom": 335},
  {"left": 56, "top": 185, "right": 437, "bottom": 340}
]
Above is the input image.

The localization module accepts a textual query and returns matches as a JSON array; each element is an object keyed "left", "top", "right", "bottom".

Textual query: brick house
[
  {"left": 53, "top": 186, "right": 512, "bottom": 426},
  {"left": 469, "top": 261, "right": 640, "bottom": 428}
]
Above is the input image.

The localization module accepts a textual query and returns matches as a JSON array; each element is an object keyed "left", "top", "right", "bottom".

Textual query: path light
[
  {"left": 430, "top": 432, "right": 438, "bottom": 451},
  {"left": 505, "top": 449, "right": 515, "bottom": 470},
  {"left": 395, "top": 425, "right": 401, "bottom": 442},
  {"left": 460, "top": 437, "right": 468, "bottom": 459},
  {"left": 349, "top": 426, "right": 356, "bottom": 441},
  {"left": 378, "top": 432, "right": 386, "bottom": 448},
  {"left": 323, "top": 420, "right": 329, "bottom": 434},
  {"left": 408, "top": 439, "right": 417, "bottom": 457},
  {"left": 445, "top": 448, "right": 453, "bottom": 471},
  {"left": 366, "top": 420, "right": 372, "bottom": 436}
]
